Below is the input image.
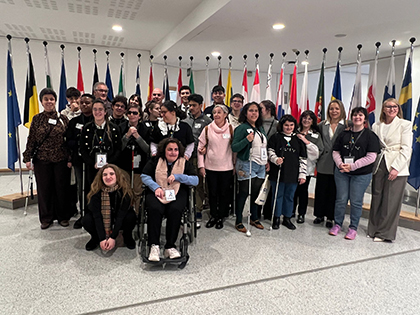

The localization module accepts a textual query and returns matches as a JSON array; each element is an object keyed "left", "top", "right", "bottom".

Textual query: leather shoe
[
  {"left": 282, "top": 217, "right": 296, "bottom": 230},
  {"left": 326, "top": 220, "right": 334, "bottom": 228},
  {"left": 206, "top": 217, "right": 217, "bottom": 228},
  {"left": 215, "top": 219, "right": 224, "bottom": 229},
  {"left": 73, "top": 217, "right": 83, "bottom": 229},
  {"left": 85, "top": 238, "right": 98, "bottom": 251},
  {"left": 272, "top": 216, "right": 280, "bottom": 229},
  {"left": 313, "top": 217, "right": 324, "bottom": 224},
  {"left": 297, "top": 215, "right": 305, "bottom": 224},
  {"left": 59, "top": 220, "right": 69, "bottom": 227},
  {"left": 40, "top": 222, "right": 52, "bottom": 230}
]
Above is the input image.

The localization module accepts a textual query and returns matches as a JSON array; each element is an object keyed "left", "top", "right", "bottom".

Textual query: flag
[
  {"left": 189, "top": 69, "right": 195, "bottom": 94},
  {"left": 383, "top": 53, "right": 395, "bottom": 101},
  {"left": 366, "top": 55, "right": 378, "bottom": 126},
  {"left": 276, "top": 62, "right": 285, "bottom": 119},
  {"left": 176, "top": 67, "right": 182, "bottom": 105},
  {"left": 105, "top": 62, "right": 114, "bottom": 101},
  {"left": 92, "top": 60, "right": 99, "bottom": 94},
  {"left": 77, "top": 59, "right": 84, "bottom": 94},
  {"left": 218, "top": 66, "right": 222, "bottom": 86},
  {"left": 147, "top": 63, "right": 153, "bottom": 101},
  {"left": 23, "top": 48, "right": 39, "bottom": 128},
  {"left": 226, "top": 68, "right": 233, "bottom": 107},
  {"left": 118, "top": 57, "right": 125, "bottom": 96},
  {"left": 135, "top": 61, "right": 141, "bottom": 98},
  {"left": 399, "top": 52, "right": 413, "bottom": 120},
  {"left": 290, "top": 64, "right": 298, "bottom": 119},
  {"left": 58, "top": 51, "right": 67, "bottom": 112},
  {"left": 265, "top": 61, "right": 272, "bottom": 101},
  {"left": 348, "top": 49, "right": 362, "bottom": 117},
  {"left": 408, "top": 98, "right": 420, "bottom": 189},
  {"left": 162, "top": 67, "right": 170, "bottom": 101},
  {"left": 204, "top": 63, "right": 211, "bottom": 110},
  {"left": 299, "top": 62, "right": 309, "bottom": 119},
  {"left": 250, "top": 64, "right": 260, "bottom": 103},
  {"left": 315, "top": 60, "right": 325, "bottom": 123},
  {"left": 331, "top": 60, "right": 342, "bottom": 101},
  {"left": 44, "top": 44, "right": 52, "bottom": 89},
  {"left": 241, "top": 62, "right": 248, "bottom": 104},
  {"left": 7, "top": 43, "right": 21, "bottom": 171}
]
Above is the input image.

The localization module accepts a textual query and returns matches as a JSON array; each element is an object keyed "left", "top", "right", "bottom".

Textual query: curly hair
[
  {"left": 299, "top": 110, "right": 320, "bottom": 133},
  {"left": 87, "top": 164, "right": 134, "bottom": 203},
  {"left": 156, "top": 138, "right": 185, "bottom": 160},
  {"left": 238, "top": 102, "right": 263, "bottom": 128}
]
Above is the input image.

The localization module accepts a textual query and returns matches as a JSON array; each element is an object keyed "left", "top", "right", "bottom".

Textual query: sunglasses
[{"left": 127, "top": 111, "right": 139, "bottom": 115}]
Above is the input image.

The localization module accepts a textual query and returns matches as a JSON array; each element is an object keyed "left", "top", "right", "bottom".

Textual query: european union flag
[
  {"left": 408, "top": 97, "right": 420, "bottom": 190},
  {"left": 58, "top": 55, "right": 67, "bottom": 112},
  {"left": 105, "top": 62, "right": 114, "bottom": 101},
  {"left": 7, "top": 48, "right": 21, "bottom": 171}
]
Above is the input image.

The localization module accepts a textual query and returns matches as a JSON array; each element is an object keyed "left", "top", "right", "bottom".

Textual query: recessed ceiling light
[
  {"left": 272, "top": 23, "right": 285, "bottom": 30},
  {"left": 335, "top": 34, "right": 347, "bottom": 38},
  {"left": 211, "top": 51, "right": 220, "bottom": 57},
  {"left": 112, "top": 25, "right": 123, "bottom": 32},
  {"left": 389, "top": 40, "right": 401, "bottom": 46}
]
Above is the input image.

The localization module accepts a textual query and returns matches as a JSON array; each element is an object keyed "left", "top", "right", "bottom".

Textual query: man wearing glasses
[
  {"left": 109, "top": 95, "right": 128, "bottom": 129},
  {"left": 228, "top": 93, "right": 245, "bottom": 129},
  {"left": 93, "top": 82, "right": 112, "bottom": 115},
  {"left": 204, "top": 85, "right": 231, "bottom": 120}
]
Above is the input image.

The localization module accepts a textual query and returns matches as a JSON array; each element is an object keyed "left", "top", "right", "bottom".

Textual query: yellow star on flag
[
  {"left": 8, "top": 132, "right": 12, "bottom": 138},
  {"left": 414, "top": 124, "right": 418, "bottom": 132},
  {"left": 417, "top": 136, "right": 420, "bottom": 143},
  {"left": 8, "top": 90, "right": 12, "bottom": 97}
]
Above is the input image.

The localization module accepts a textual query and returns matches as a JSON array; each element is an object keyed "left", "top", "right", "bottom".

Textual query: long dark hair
[
  {"left": 299, "top": 110, "right": 320, "bottom": 133},
  {"left": 161, "top": 100, "right": 186, "bottom": 120},
  {"left": 238, "top": 102, "right": 263, "bottom": 128},
  {"left": 156, "top": 138, "right": 185, "bottom": 161}
]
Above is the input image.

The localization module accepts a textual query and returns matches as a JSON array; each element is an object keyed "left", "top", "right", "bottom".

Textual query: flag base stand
[{"left": 0, "top": 191, "right": 38, "bottom": 210}]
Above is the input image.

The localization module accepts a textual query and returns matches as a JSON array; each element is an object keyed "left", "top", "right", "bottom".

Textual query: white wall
[{"left": 0, "top": 36, "right": 416, "bottom": 169}]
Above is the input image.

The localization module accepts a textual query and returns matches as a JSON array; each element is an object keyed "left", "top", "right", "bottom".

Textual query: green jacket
[{"left": 232, "top": 122, "right": 267, "bottom": 161}]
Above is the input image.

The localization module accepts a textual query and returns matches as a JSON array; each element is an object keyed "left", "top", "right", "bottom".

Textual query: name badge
[
  {"left": 194, "top": 123, "right": 201, "bottom": 129},
  {"left": 165, "top": 189, "right": 176, "bottom": 201},
  {"left": 96, "top": 153, "right": 107, "bottom": 168},
  {"left": 222, "top": 133, "right": 230, "bottom": 139},
  {"left": 76, "top": 123, "right": 84, "bottom": 130},
  {"left": 311, "top": 133, "right": 319, "bottom": 139},
  {"left": 48, "top": 119, "right": 57, "bottom": 125},
  {"left": 261, "top": 147, "right": 267, "bottom": 160},
  {"left": 344, "top": 156, "right": 355, "bottom": 164},
  {"left": 133, "top": 154, "right": 141, "bottom": 168}
]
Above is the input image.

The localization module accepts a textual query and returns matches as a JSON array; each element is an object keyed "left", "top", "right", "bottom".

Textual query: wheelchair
[{"left": 137, "top": 186, "right": 197, "bottom": 269}]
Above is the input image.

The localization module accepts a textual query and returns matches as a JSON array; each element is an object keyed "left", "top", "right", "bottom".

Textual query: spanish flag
[{"left": 24, "top": 50, "right": 39, "bottom": 128}]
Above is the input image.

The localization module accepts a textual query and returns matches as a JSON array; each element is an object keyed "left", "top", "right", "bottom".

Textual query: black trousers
[
  {"left": 33, "top": 159, "right": 71, "bottom": 224},
  {"left": 83, "top": 209, "right": 136, "bottom": 242},
  {"left": 146, "top": 189, "right": 188, "bottom": 249},
  {"left": 206, "top": 169, "right": 233, "bottom": 219},
  {"left": 313, "top": 173, "right": 336, "bottom": 220},
  {"left": 293, "top": 176, "right": 311, "bottom": 215}
]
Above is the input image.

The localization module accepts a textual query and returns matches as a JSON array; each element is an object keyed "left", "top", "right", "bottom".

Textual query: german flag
[{"left": 23, "top": 51, "right": 39, "bottom": 128}]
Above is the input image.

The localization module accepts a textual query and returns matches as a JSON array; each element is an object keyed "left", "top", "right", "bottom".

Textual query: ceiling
[{"left": 1, "top": 0, "right": 419, "bottom": 72}]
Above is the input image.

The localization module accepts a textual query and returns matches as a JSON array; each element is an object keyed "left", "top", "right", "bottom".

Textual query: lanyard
[{"left": 349, "top": 129, "right": 365, "bottom": 154}]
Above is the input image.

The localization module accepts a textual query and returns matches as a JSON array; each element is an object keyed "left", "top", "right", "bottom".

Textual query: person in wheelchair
[
  {"left": 141, "top": 138, "right": 198, "bottom": 262},
  {"left": 83, "top": 164, "right": 136, "bottom": 251}
]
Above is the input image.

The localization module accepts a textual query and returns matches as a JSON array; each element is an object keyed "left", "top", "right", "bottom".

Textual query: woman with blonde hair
[
  {"left": 83, "top": 164, "right": 136, "bottom": 251},
  {"left": 368, "top": 98, "right": 412, "bottom": 242}
]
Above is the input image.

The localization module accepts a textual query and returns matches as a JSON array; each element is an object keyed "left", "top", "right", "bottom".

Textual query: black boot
[
  {"left": 282, "top": 217, "right": 296, "bottom": 230},
  {"left": 85, "top": 237, "right": 99, "bottom": 251},
  {"left": 73, "top": 217, "right": 83, "bottom": 229},
  {"left": 272, "top": 216, "right": 280, "bottom": 230},
  {"left": 297, "top": 215, "right": 305, "bottom": 224},
  {"left": 123, "top": 232, "right": 136, "bottom": 250}
]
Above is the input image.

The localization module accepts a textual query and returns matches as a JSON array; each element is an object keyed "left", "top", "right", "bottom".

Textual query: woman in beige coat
[{"left": 367, "top": 98, "right": 412, "bottom": 242}]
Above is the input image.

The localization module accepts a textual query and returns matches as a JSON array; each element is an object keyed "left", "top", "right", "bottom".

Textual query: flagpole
[
  {"left": 226, "top": 55, "right": 233, "bottom": 106},
  {"left": 8, "top": 35, "right": 24, "bottom": 194},
  {"left": 43, "top": 41, "right": 52, "bottom": 89},
  {"left": 217, "top": 55, "right": 222, "bottom": 86},
  {"left": 163, "top": 55, "right": 168, "bottom": 100},
  {"left": 242, "top": 55, "right": 248, "bottom": 103},
  {"left": 136, "top": 53, "right": 141, "bottom": 98},
  {"left": 189, "top": 56, "right": 195, "bottom": 94},
  {"left": 266, "top": 53, "right": 274, "bottom": 101},
  {"left": 204, "top": 56, "right": 210, "bottom": 110}
]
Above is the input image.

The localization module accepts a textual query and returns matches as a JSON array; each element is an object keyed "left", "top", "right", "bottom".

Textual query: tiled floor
[{"left": 1, "top": 173, "right": 420, "bottom": 315}]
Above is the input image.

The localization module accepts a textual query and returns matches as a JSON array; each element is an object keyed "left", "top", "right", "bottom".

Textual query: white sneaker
[
  {"left": 373, "top": 237, "right": 385, "bottom": 242},
  {"left": 148, "top": 245, "right": 160, "bottom": 261},
  {"left": 164, "top": 248, "right": 181, "bottom": 259}
]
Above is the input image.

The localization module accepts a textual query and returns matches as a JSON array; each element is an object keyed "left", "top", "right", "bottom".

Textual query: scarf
[
  {"left": 155, "top": 158, "right": 185, "bottom": 204},
  {"left": 157, "top": 117, "right": 180, "bottom": 136},
  {"left": 101, "top": 184, "right": 119, "bottom": 237}
]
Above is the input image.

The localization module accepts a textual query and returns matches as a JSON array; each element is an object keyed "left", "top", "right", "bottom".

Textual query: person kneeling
[
  {"left": 141, "top": 138, "right": 198, "bottom": 262},
  {"left": 83, "top": 164, "right": 136, "bottom": 251}
]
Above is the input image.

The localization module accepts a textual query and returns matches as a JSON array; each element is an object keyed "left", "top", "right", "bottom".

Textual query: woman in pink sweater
[{"left": 198, "top": 105, "right": 235, "bottom": 229}]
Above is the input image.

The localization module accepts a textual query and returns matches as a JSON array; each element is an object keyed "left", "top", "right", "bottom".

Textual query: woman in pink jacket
[{"left": 198, "top": 105, "right": 235, "bottom": 229}]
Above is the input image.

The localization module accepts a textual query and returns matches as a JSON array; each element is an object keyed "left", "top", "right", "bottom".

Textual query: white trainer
[
  {"left": 148, "top": 245, "right": 160, "bottom": 261},
  {"left": 164, "top": 248, "right": 181, "bottom": 259}
]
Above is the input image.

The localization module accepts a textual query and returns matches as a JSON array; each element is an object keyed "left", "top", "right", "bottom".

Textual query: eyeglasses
[
  {"left": 153, "top": 93, "right": 162, "bottom": 97},
  {"left": 96, "top": 89, "right": 108, "bottom": 93},
  {"left": 160, "top": 110, "right": 168, "bottom": 115},
  {"left": 385, "top": 105, "right": 398, "bottom": 109},
  {"left": 127, "top": 111, "right": 139, "bottom": 115},
  {"left": 232, "top": 100, "right": 243, "bottom": 103}
]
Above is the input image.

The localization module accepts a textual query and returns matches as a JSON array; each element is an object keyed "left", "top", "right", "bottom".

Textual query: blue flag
[
  {"left": 399, "top": 57, "right": 412, "bottom": 120},
  {"left": 105, "top": 62, "right": 114, "bottom": 101},
  {"left": 7, "top": 48, "right": 22, "bottom": 171},
  {"left": 408, "top": 98, "right": 420, "bottom": 190},
  {"left": 383, "top": 54, "right": 395, "bottom": 101},
  {"left": 331, "top": 60, "right": 342, "bottom": 101},
  {"left": 135, "top": 63, "right": 141, "bottom": 98},
  {"left": 58, "top": 55, "right": 67, "bottom": 112}
]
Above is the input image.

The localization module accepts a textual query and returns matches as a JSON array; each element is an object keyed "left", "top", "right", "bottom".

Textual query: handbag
[{"left": 255, "top": 175, "right": 271, "bottom": 205}]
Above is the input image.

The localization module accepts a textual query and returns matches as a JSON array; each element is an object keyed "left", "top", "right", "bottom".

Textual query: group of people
[{"left": 23, "top": 81, "right": 412, "bottom": 261}]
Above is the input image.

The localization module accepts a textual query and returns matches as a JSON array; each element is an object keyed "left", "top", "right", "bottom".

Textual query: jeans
[
  {"left": 270, "top": 181, "right": 298, "bottom": 217},
  {"left": 334, "top": 168, "right": 372, "bottom": 230}
]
